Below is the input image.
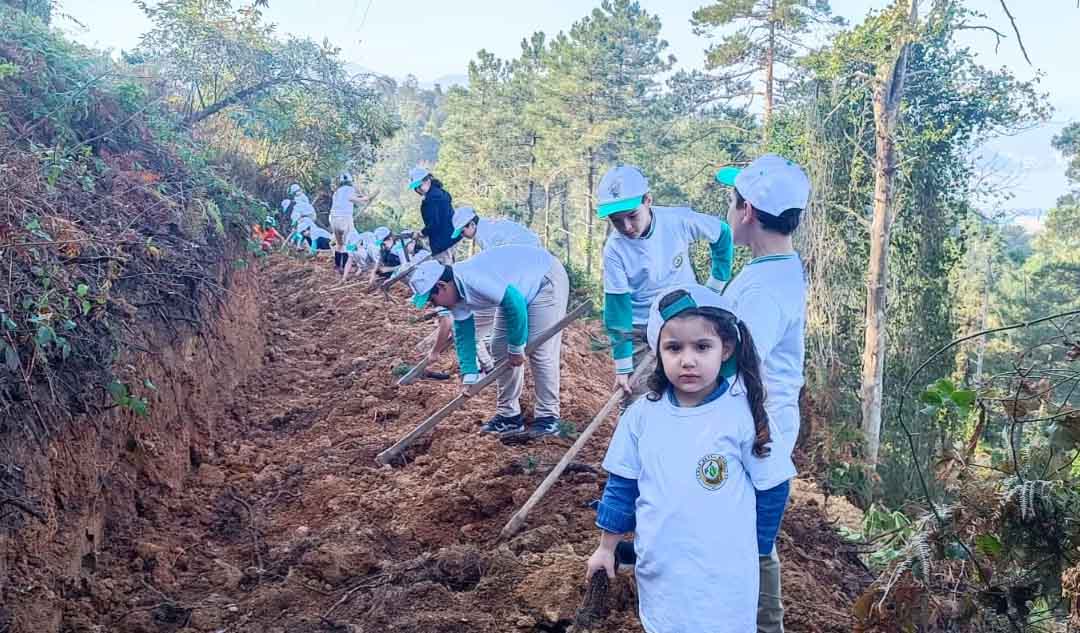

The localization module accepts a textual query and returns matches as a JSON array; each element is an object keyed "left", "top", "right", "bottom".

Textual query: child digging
[{"left": 586, "top": 285, "right": 794, "bottom": 633}]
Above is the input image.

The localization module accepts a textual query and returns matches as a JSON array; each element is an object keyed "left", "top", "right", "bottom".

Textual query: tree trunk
[
  {"left": 764, "top": 0, "right": 776, "bottom": 134},
  {"left": 973, "top": 251, "right": 992, "bottom": 385},
  {"left": 183, "top": 78, "right": 280, "bottom": 127},
  {"left": 586, "top": 148, "right": 596, "bottom": 280},
  {"left": 560, "top": 186, "right": 572, "bottom": 265},
  {"left": 860, "top": 0, "right": 917, "bottom": 468}
]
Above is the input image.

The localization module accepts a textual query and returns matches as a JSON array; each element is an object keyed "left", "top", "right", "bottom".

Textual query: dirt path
[{"left": 64, "top": 255, "right": 870, "bottom": 633}]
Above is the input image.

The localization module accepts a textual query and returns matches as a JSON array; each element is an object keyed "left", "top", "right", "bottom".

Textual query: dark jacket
[{"left": 419, "top": 184, "right": 460, "bottom": 255}]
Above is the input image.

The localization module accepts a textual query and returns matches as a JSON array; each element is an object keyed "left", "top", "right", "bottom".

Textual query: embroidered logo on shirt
[
  {"left": 696, "top": 453, "right": 728, "bottom": 491},
  {"left": 673, "top": 254, "right": 684, "bottom": 269}
]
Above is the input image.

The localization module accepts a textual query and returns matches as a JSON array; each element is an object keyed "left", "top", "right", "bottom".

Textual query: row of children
[
  {"left": 399, "top": 154, "right": 810, "bottom": 633},
  {"left": 271, "top": 153, "right": 808, "bottom": 632}
]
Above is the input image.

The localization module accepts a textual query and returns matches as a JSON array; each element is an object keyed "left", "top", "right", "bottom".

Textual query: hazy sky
[{"left": 62, "top": 0, "right": 1080, "bottom": 210}]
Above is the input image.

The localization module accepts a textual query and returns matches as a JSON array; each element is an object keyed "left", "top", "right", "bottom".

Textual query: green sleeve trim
[
  {"left": 604, "top": 292, "right": 634, "bottom": 370},
  {"left": 709, "top": 222, "right": 734, "bottom": 282},
  {"left": 500, "top": 285, "right": 529, "bottom": 352},
  {"left": 453, "top": 315, "right": 478, "bottom": 376}
]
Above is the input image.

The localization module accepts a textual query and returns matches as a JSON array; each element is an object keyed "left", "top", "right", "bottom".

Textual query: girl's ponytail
[{"left": 736, "top": 320, "right": 772, "bottom": 457}]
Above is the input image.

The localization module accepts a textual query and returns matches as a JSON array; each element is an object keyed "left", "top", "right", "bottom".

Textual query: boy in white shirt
[
  {"left": 597, "top": 165, "right": 734, "bottom": 400},
  {"left": 407, "top": 245, "right": 569, "bottom": 437},
  {"left": 716, "top": 153, "right": 810, "bottom": 633},
  {"left": 448, "top": 206, "right": 543, "bottom": 372}
]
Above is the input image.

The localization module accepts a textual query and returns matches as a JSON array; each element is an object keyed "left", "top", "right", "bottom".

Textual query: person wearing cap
[
  {"left": 451, "top": 206, "right": 542, "bottom": 251},
  {"left": 716, "top": 153, "right": 810, "bottom": 633},
  {"left": 585, "top": 284, "right": 795, "bottom": 633},
  {"left": 408, "top": 167, "right": 461, "bottom": 265},
  {"left": 342, "top": 229, "right": 378, "bottom": 280},
  {"left": 407, "top": 245, "right": 570, "bottom": 437},
  {"left": 597, "top": 165, "right": 734, "bottom": 402},
  {"left": 298, "top": 220, "right": 333, "bottom": 255},
  {"left": 329, "top": 173, "right": 370, "bottom": 274},
  {"left": 448, "top": 206, "right": 543, "bottom": 373}
]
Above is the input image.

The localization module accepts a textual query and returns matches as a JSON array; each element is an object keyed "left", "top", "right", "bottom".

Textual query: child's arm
[
  {"left": 499, "top": 285, "right": 529, "bottom": 358},
  {"left": 682, "top": 209, "right": 734, "bottom": 290},
  {"left": 427, "top": 313, "right": 453, "bottom": 363},
  {"left": 588, "top": 473, "right": 638, "bottom": 580},
  {"left": 604, "top": 293, "right": 635, "bottom": 376},
  {"left": 452, "top": 315, "right": 480, "bottom": 384},
  {"left": 755, "top": 480, "right": 791, "bottom": 556},
  {"left": 587, "top": 530, "right": 624, "bottom": 580}
]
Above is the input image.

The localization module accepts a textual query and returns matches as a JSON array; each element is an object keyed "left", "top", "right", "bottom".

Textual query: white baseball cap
[
  {"left": 339, "top": 172, "right": 353, "bottom": 185},
  {"left": 451, "top": 206, "right": 478, "bottom": 239},
  {"left": 408, "top": 167, "right": 431, "bottom": 191},
  {"left": 597, "top": 165, "right": 649, "bottom": 218},
  {"left": 646, "top": 285, "right": 738, "bottom": 352},
  {"left": 288, "top": 183, "right": 302, "bottom": 195},
  {"left": 374, "top": 226, "right": 391, "bottom": 243},
  {"left": 408, "top": 260, "right": 446, "bottom": 308},
  {"left": 715, "top": 154, "right": 810, "bottom": 216}
]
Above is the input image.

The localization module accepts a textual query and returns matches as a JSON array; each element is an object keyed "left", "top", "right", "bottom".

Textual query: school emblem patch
[
  {"left": 673, "top": 254, "right": 684, "bottom": 268},
  {"left": 696, "top": 453, "right": 728, "bottom": 491},
  {"left": 608, "top": 179, "right": 622, "bottom": 199}
]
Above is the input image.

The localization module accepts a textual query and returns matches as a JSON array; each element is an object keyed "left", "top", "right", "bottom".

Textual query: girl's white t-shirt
[
  {"left": 330, "top": 185, "right": 356, "bottom": 219},
  {"left": 602, "top": 379, "right": 795, "bottom": 633},
  {"left": 474, "top": 218, "right": 541, "bottom": 250}
]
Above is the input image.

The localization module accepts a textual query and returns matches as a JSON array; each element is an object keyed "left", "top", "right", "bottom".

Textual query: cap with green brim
[
  {"left": 715, "top": 154, "right": 810, "bottom": 217},
  {"left": 408, "top": 166, "right": 430, "bottom": 191},
  {"left": 407, "top": 260, "right": 445, "bottom": 310},
  {"left": 596, "top": 165, "right": 649, "bottom": 219}
]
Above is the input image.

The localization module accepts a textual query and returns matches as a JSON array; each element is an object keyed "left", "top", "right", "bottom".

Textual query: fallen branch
[
  {"left": 499, "top": 355, "right": 654, "bottom": 540},
  {"left": 376, "top": 301, "right": 591, "bottom": 465}
]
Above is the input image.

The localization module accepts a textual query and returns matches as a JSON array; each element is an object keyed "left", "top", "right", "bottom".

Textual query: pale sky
[{"left": 61, "top": 0, "right": 1080, "bottom": 210}]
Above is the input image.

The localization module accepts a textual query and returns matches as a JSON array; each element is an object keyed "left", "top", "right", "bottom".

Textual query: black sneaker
[
  {"left": 480, "top": 414, "right": 523, "bottom": 435},
  {"left": 529, "top": 416, "right": 563, "bottom": 437}
]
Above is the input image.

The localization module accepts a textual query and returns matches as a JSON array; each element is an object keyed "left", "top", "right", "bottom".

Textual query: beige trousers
[{"left": 490, "top": 258, "right": 569, "bottom": 419}]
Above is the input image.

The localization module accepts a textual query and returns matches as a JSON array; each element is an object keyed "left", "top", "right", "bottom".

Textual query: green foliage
[
  {"left": 131, "top": 0, "right": 399, "bottom": 189},
  {"left": 838, "top": 503, "right": 915, "bottom": 570},
  {"left": 107, "top": 379, "right": 150, "bottom": 417}
]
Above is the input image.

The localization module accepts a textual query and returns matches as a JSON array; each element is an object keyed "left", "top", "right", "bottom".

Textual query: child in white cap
[
  {"left": 447, "top": 206, "right": 543, "bottom": 373},
  {"left": 408, "top": 167, "right": 461, "bottom": 265},
  {"left": 586, "top": 285, "right": 795, "bottom": 633},
  {"left": 329, "top": 173, "right": 369, "bottom": 274},
  {"left": 450, "top": 206, "right": 542, "bottom": 250},
  {"left": 715, "top": 153, "right": 810, "bottom": 633},
  {"left": 407, "top": 245, "right": 569, "bottom": 437},
  {"left": 341, "top": 228, "right": 376, "bottom": 280},
  {"left": 596, "top": 165, "right": 734, "bottom": 401}
]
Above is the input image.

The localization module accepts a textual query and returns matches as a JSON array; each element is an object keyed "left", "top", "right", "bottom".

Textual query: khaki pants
[
  {"left": 617, "top": 325, "right": 655, "bottom": 409},
  {"left": 758, "top": 547, "right": 784, "bottom": 632},
  {"left": 473, "top": 307, "right": 496, "bottom": 372},
  {"left": 490, "top": 258, "right": 569, "bottom": 419}
]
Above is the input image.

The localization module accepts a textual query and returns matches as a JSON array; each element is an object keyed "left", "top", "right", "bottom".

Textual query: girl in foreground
[{"left": 586, "top": 285, "right": 794, "bottom": 632}]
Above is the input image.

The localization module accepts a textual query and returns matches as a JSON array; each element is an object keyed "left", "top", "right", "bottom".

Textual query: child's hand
[
  {"left": 614, "top": 373, "right": 632, "bottom": 396},
  {"left": 426, "top": 348, "right": 441, "bottom": 365},
  {"left": 508, "top": 352, "right": 525, "bottom": 367},
  {"left": 586, "top": 547, "right": 616, "bottom": 580}
]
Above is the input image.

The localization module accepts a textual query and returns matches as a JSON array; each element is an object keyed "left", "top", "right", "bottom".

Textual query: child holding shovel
[
  {"left": 597, "top": 165, "right": 734, "bottom": 403},
  {"left": 448, "top": 206, "right": 543, "bottom": 374},
  {"left": 406, "top": 244, "right": 569, "bottom": 437},
  {"left": 585, "top": 285, "right": 795, "bottom": 632}
]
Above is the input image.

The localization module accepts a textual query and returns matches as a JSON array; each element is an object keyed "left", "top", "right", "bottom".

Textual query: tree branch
[{"left": 998, "top": 0, "right": 1032, "bottom": 65}]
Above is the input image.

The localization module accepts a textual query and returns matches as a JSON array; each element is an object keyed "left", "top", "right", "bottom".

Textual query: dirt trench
[{"left": 4, "top": 255, "right": 871, "bottom": 633}]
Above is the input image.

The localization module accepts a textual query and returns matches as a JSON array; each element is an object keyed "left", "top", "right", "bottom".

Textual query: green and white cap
[
  {"left": 597, "top": 165, "right": 649, "bottom": 219},
  {"left": 408, "top": 167, "right": 430, "bottom": 191},
  {"left": 408, "top": 260, "right": 446, "bottom": 309},
  {"left": 646, "top": 285, "right": 737, "bottom": 352},
  {"left": 288, "top": 183, "right": 302, "bottom": 195},
  {"left": 339, "top": 172, "right": 352, "bottom": 185},
  {"left": 715, "top": 154, "right": 810, "bottom": 216},
  {"left": 451, "top": 206, "right": 478, "bottom": 239},
  {"left": 374, "top": 226, "right": 391, "bottom": 244}
]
